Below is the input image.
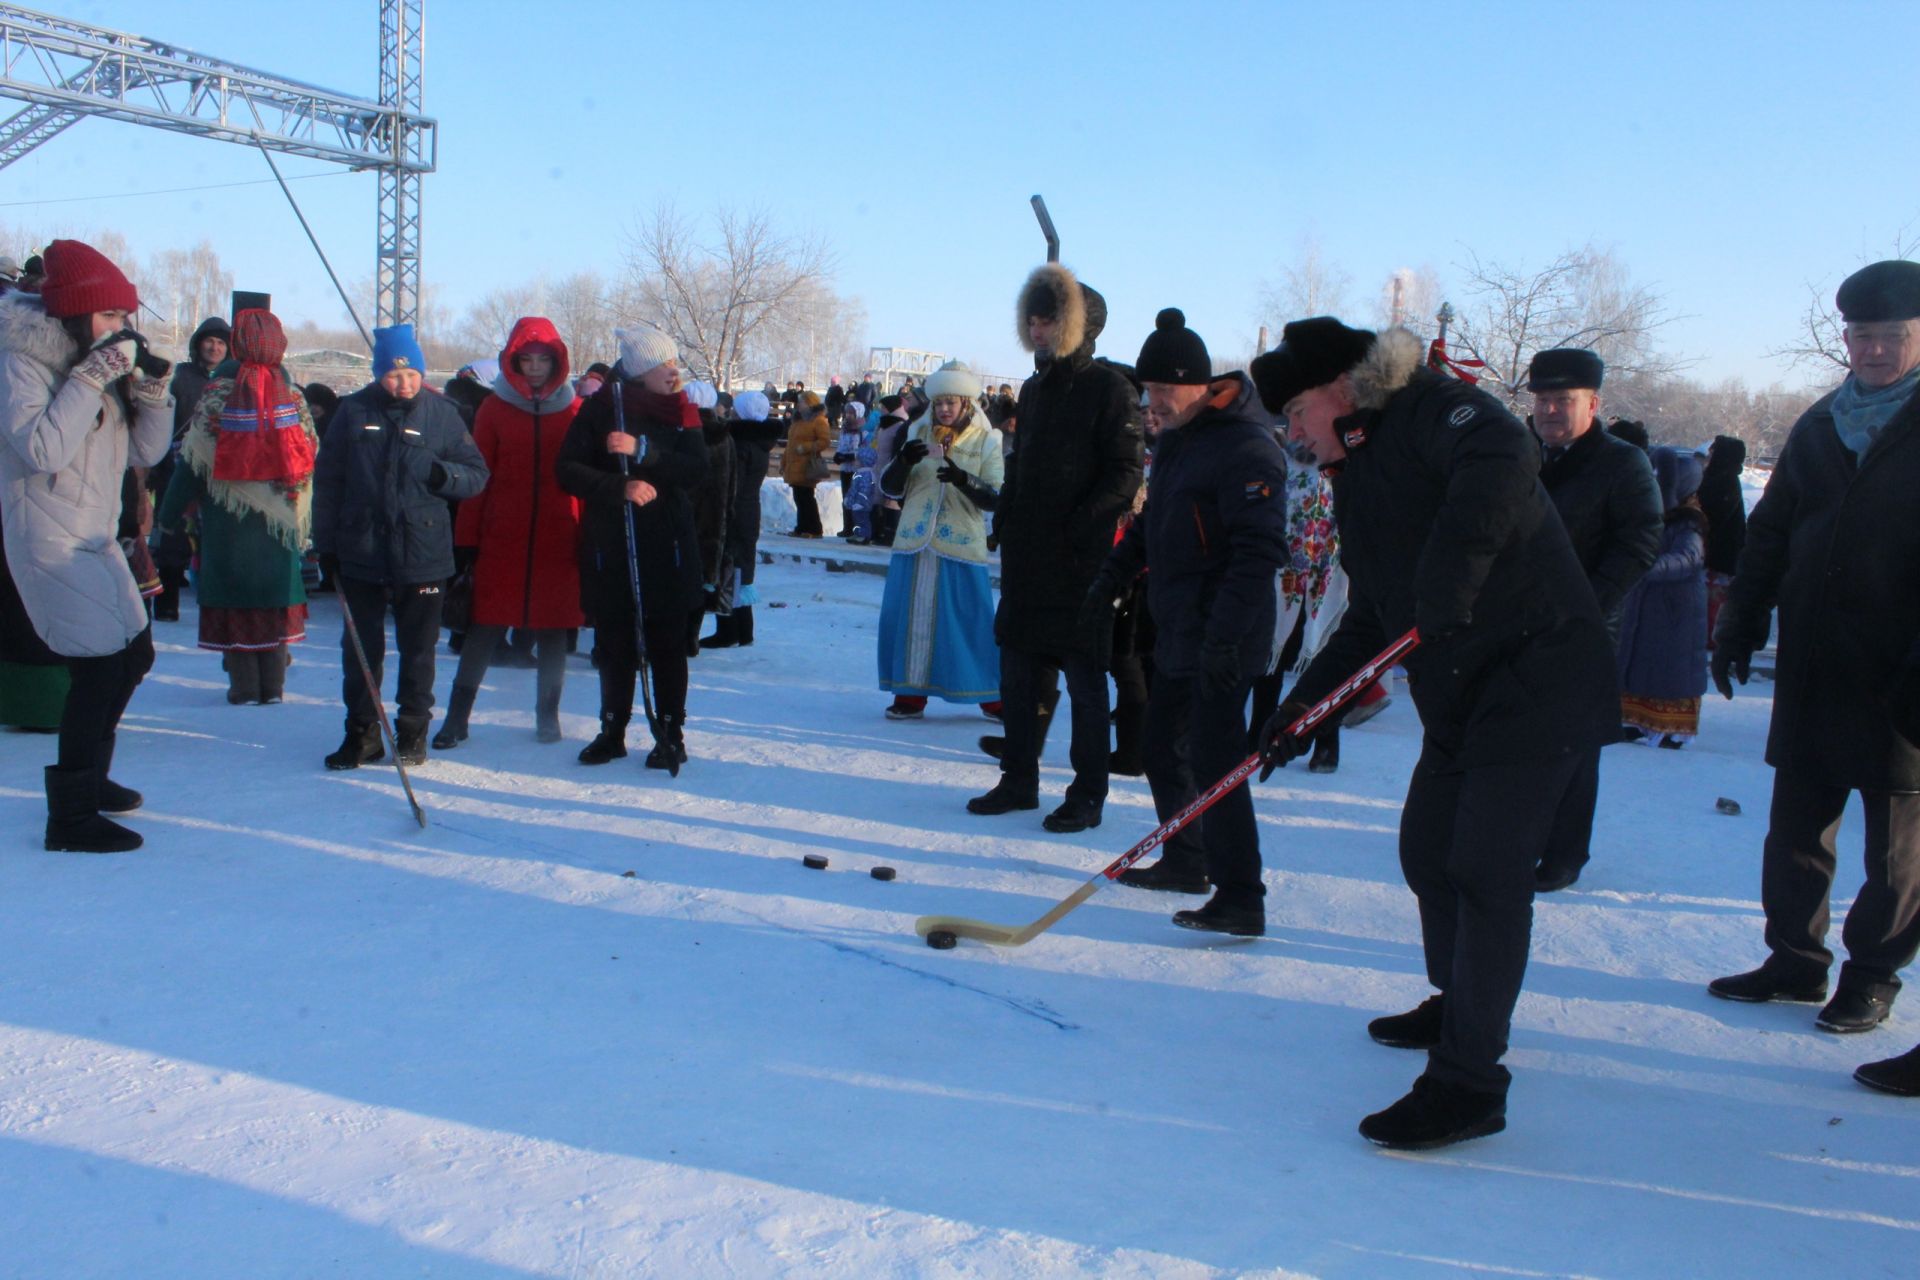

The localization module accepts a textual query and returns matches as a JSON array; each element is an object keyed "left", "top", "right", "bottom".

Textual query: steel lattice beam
[
  {"left": 0, "top": 100, "right": 78, "bottom": 164},
  {"left": 374, "top": 0, "right": 426, "bottom": 327}
]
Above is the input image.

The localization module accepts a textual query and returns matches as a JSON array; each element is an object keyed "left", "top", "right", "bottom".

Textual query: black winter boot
[
  {"left": 1110, "top": 695, "right": 1146, "bottom": 777},
  {"left": 699, "top": 614, "right": 739, "bottom": 650},
  {"left": 1117, "top": 855, "right": 1210, "bottom": 893},
  {"left": 1368, "top": 994, "right": 1445, "bottom": 1048},
  {"left": 579, "top": 713, "right": 629, "bottom": 765},
  {"left": 733, "top": 605, "right": 754, "bottom": 647},
  {"left": 966, "top": 778, "right": 1039, "bottom": 815},
  {"left": 325, "top": 719, "right": 384, "bottom": 771},
  {"left": 96, "top": 732, "right": 142, "bottom": 814},
  {"left": 433, "top": 685, "right": 478, "bottom": 750},
  {"left": 1358, "top": 1076, "right": 1507, "bottom": 1150},
  {"left": 225, "top": 650, "right": 262, "bottom": 705},
  {"left": 1856, "top": 1043, "right": 1920, "bottom": 1096},
  {"left": 44, "top": 765, "right": 142, "bottom": 853},
  {"left": 1172, "top": 887, "right": 1266, "bottom": 937},
  {"left": 395, "top": 715, "right": 429, "bottom": 767},
  {"left": 1308, "top": 728, "right": 1341, "bottom": 774},
  {"left": 645, "top": 712, "right": 688, "bottom": 773}
]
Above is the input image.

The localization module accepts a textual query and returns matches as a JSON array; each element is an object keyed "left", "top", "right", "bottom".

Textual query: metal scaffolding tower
[{"left": 0, "top": 2, "right": 436, "bottom": 329}]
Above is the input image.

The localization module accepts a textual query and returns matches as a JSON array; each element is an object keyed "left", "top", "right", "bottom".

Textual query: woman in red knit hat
[{"left": 0, "top": 239, "right": 174, "bottom": 853}]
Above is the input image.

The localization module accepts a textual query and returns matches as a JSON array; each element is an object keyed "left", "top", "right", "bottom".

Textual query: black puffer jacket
[
  {"left": 1290, "top": 330, "right": 1618, "bottom": 767},
  {"left": 312, "top": 384, "right": 489, "bottom": 586},
  {"left": 996, "top": 263, "right": 1143, "bottom": 655},
  {"left": 555, "top": 379, "right": 707, "bottom": 623},
  {"left": 1536, "top": 420, "right": 1662, "bottom": 644},
  {"left": 1717, "top": 386, "right": 1920, "bottom": 792},
  {"left": 1102, "top": 374, "right": 1288, "bottom": 680},
  {"left": 725, "top": 417, "right": 780, "bottom": 567}
]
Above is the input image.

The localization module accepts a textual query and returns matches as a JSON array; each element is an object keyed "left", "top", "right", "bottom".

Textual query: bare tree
[
  {"left": 546, "top": 270, "right": 622, "bottom": 370},
  {"left": 145, "top": 240, "right": 233, "bottom": 349},
  {"left": 1373, "top": 265, "right": 1443, "bottom": 332},
  {"left": 623, "top": 202, "right": 838, "bottom": 389},
  {"left": 1255, "top": 234, "right": 1354, "bottom": 337},
  {"left": 1769, "top": 221, "right": 1920, "bottom": 378},
  {"left": 1449, "top": 242, "right": 1685, "bottom": 409},
  {"left": 455, "top": 281, "right": 546, "bottom": 356}
]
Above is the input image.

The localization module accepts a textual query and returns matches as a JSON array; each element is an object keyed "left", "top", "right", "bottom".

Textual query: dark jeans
[
  {"left": 58, "top": 627, "right": 154, "bottom": 770},
  {"left": 1536, "top": 745, "right": 1600, "bottom": 879},
  {"left": 339, "top": 576, "right": 445, "bottom": 728},
  {"left": 1400, "top": 746, "right": 1581, "bottom": 1096},
  {"left": 998, "top": 645, "right": 1108, "bottom": 804},
  {"left": 1761, "top": 768, "right": 1920, "bottom": 997},
  {"left": 1143, "top": 671, "right": 1261, "bottom": 896},
  {"left": 793, "top": 485, "right": 823, "bottom": 537}
]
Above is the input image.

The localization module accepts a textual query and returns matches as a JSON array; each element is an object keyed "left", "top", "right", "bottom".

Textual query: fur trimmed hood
[
  {"left": 0, "top": 289, "right": 81, "bottom": 375},
  {"left": 1348, "top": 326, "right": 1425, "bottom": 412},
  {"left": 1016, "top": 262, "right": 1107, "bottom": 359}
]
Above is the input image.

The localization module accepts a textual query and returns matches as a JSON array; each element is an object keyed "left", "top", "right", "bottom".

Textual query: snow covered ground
[{"left": 2, "top": 548, "right": 1914, "bottom": 1279}]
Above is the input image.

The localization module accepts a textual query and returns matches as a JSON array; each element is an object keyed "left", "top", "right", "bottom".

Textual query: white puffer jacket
[{"left": 0, "top": 291, "right": 171, "bottom": 657}]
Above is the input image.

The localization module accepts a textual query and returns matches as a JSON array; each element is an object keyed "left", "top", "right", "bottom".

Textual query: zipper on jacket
[{"left": 523, "top": 407, "right": 541, "bottom": 629}]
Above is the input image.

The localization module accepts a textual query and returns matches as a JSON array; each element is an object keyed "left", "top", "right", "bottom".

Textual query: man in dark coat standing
[
  {"left": 1527, "top": 348, "right": 1663, "bottom": 892},
  {"left": 1088, "top": 309, "right": 1288, "bottom": 934},
  {"left": 1710, "top": 261, "right": 1920, "bottom": 1086},
  {"left": 312, "top": 324, "right": 489, "bottom": 770},
  {"left": 1251, "top": 318, "right": 1620, "bottom": 1150},
  {"left": 969, "top": 263, "right": 1142, "bottom": 832},
  {"left": 149, "top": 315, "right": 233, "bottom": 621}
]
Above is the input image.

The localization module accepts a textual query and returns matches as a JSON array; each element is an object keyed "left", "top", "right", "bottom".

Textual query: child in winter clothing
[{"left": 844, "top": 444, "right": 879, "bottom": 544}]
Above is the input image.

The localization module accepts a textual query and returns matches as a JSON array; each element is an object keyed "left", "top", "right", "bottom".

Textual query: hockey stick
[
  {"left": 613, "top": 381, "right": 669, "bottom": 773},
  {"left": 916, "top": 628, "right": 1419, "bottom": 947},
  {"left": 336, "top": 586, "right": 428, "bottom": 828},
  {"left": 1030, "top": 194, "right": 1059, "bottom": 262}
]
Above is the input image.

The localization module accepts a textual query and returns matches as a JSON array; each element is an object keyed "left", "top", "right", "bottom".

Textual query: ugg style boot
[
  {"left": 44, "top": 765, "right": 142, "bottom": 853},
  {"left": 534, "top": 644, "right": 566, "bottom": 743},
  {"left": 225, "top": 650, "right": 262, "bottom": 705},
  {"left": 433, "top": 685, "right": 478, "bottom": 750},
  {"left": 257, "top": 645, "right": 289, "bottom": 704},
  {"left": 325, "top": 719, "right": 384, "bottom": 771},
  {"left": 96, "top": 732, "right": 142, "bottom": 814}
]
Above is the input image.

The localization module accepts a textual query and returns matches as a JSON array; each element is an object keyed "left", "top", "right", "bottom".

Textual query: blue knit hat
[{"left": 372, "top": 323, "right": 425, "bottom": 378}]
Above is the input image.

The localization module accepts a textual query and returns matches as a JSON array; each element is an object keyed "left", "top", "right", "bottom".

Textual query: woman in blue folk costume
[{"left": 876, "top": 360, "right": 1003, "bottom": 720}]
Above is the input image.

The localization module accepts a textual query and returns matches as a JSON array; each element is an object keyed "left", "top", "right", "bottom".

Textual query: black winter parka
[
  {"left": 1717, "top": 386, "right": 1920, "bottom": 792},
  {"left": 1536, "top": 422, "right": 1662, "bottom": 645},
  {"left": 1102, "top": 374, "right": 1288, "bottom": 680},
  {"left": 1290, "top": 333, "right": 1619, "bottom": 768},
  {"left": 312, "top": 384, "right": 489, "bottom": 587}
]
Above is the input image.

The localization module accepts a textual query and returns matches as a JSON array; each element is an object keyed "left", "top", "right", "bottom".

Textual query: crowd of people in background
[{"left": 3, "top": 238, "right": 1919, "bottom": 1150}]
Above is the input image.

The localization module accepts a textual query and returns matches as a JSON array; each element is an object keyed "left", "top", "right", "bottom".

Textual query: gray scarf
[{"left": 1830, "top": 366, "right": 1920, "bottom": 461}]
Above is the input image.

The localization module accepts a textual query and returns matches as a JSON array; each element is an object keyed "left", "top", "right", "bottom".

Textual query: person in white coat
[{"left": 0, "top": 239, "right": 172, "bottom": 853}]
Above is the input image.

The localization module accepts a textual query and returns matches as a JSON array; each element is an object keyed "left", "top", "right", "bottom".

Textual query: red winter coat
[{"left": 454, "top": 317, "right": 585, "bottom": 629}]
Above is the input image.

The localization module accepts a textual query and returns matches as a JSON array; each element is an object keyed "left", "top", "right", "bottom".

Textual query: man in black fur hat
[
  {"left": 1251, "top": 316, "right": 1619, "bottom": 1150},
  {"left": 968, "top": 263, "right": 1141, "bottom": 832}
]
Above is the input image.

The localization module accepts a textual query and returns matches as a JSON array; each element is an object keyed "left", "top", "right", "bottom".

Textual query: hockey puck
[
  {"left": 802, "top": 854, "right": 829, "bottom": 870},
  {"left": 870, "top": 866, "right": 896, "bottom": 881},
  {"left": 926, "top": 930, "right": 958, "bottom": 950},
  {"left": 1715, "top": 797, "right": 1742, "bottom": 816}
]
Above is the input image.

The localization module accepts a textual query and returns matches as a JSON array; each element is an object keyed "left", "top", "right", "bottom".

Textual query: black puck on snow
[
  {"left": 802, "top": 854, "right": 829, "bottom": 870},
  {"left": 926, "top": 930, "right": 958, "bottom": 950},
  {"left": 870, "top": 866, "right": 896, "bottom": 881},
  {"left": 1715, "top": 797, "right": 1742, "bottom": 816}
]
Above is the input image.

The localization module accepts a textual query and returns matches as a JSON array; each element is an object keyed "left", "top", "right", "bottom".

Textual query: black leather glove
[
  {"left": 1711, "top": 639, "right": 1754, "bottom": 700},
  {"left": 1200, "top": 637, "right": 1242, "bottom": 699},
  {"left": 935, "top": 459, "right": 967, "bottom": 486},
  {"left": 454, "top": 546, "right": 479, "bottom": 574},
  {"left": 1890, "top": 663, "right": 1920, "bottom": 745},
  {"left": 897, "top": 439, "right": 929, "bottom": 468},
  {"left": 1258, "top": 699, "right": 1314, "bottom": 781}
]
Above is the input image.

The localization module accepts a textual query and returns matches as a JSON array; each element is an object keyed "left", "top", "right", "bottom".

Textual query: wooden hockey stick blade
[{"left": 915, "top": 878, "right": 1103, "bottom": 948}]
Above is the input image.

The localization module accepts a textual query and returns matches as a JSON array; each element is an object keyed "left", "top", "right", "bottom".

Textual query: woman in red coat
[{"left": 434, "top": 316, "right": 583, "bottom": 747}]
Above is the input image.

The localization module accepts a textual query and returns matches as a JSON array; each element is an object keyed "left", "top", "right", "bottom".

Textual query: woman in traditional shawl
[{"left": 158, "top": 308, "right": 318, "bottom": 704}]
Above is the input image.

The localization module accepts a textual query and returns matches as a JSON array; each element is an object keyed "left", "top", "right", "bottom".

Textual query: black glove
[
  {"left": 454, "top": 546, "right": 479, "bottom": 574},
  {"left": 1200, "top": 637, "right": 1242, "bottom": 699},
  {"left": 1890, "top": 663, "right": 1920, "bottom": 745},
  {"left": 122, "top": 329, "right": 171, "bottom": 379},
  {"left": 935, "top": 459, "right": 968, "bottom": 487},
  {"left": 318, "top": 552, "right": 340, "bottom": 580},
  {"left": 897, "top": 439, "right": 929, "bottom": 468},
  {"left": 1711, "top": 639, "right": 1754, "bottom": 700},
  {"left": 1257, "top": 699, "right": 1314, "bottom": 781},
  {"left": 1077, "top": 578, "right": 1119, "bottom": 666}
]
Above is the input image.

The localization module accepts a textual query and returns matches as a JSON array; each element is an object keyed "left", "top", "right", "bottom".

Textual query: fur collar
[
  {"left": 1016, "top": 262, "right": 1087, "bottom": 357},
  {"left": 0, "top": 290, "right": 81, "bottom": 373},
  {"left": 1348, "top": 326, "right": 1425, "bottom": 411}
]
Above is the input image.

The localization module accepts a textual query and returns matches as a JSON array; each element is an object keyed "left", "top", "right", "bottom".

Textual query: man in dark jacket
[
  {"left": 1527, "top": 348, "right": 1663, "bottom": 892},
  {"left": 149, "top": 315, "right": 233, "bottom": 621},
  {"left": 312, "top": 324, "right": 489, "bottom": 770},
  {"left": 1710, "top": 261, "right": 1920, "bottom": 1071},
  {"left": 970, "top": 262, "right": 1143, "bottom": 831},
  {"left": 1251, "top": 318, "right": 1620, "bottom": 1150},
  {"left": 1090, "top": 309, "right": 1288, "bottom": 934}
]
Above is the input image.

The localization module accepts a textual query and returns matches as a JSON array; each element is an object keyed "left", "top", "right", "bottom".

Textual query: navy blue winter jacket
[{"left": 312, "top": 384, "right": 490, "bottom": 586}]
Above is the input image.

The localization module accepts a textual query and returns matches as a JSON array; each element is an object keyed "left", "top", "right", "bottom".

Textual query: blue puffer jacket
[
  {"left": 1616, "top": 446, "right": 1707, "bottom": 701},
  {"left": 1103, "top": 373, "right": 1289, "bottom": 680},
  {"left": 312, "top": 383, "right": 489, "bottom": 586}
]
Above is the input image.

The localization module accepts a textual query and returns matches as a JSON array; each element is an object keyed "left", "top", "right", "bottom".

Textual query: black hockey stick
[
  {"left": 613, "top": 379, "right": 669, "bottom": 773},
  {"left": 336, "top": 586, "right": 428, "bottom": 828}
]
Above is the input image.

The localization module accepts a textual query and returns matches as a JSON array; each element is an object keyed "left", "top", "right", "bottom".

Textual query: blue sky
[{"left": 4, "top": 0, "right": 1913, "bottom": 388}]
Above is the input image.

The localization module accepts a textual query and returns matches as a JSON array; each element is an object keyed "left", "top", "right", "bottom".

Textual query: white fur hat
[
  {"left": 683, "top": 379, "right": 718, "bottom": 410},
  {"left": 615, "top": 326, "right": 677, "bottom": 378},
  {"left": 733, "top": 390, "right": 771, "bottom": 421},
  {"left": 925, "top": 359, "right": 982, "bottom": 403}
]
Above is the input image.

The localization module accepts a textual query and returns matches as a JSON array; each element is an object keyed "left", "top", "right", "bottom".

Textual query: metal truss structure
[{"left": 0, "top": 2, "right": 435, "bottom": 328}]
